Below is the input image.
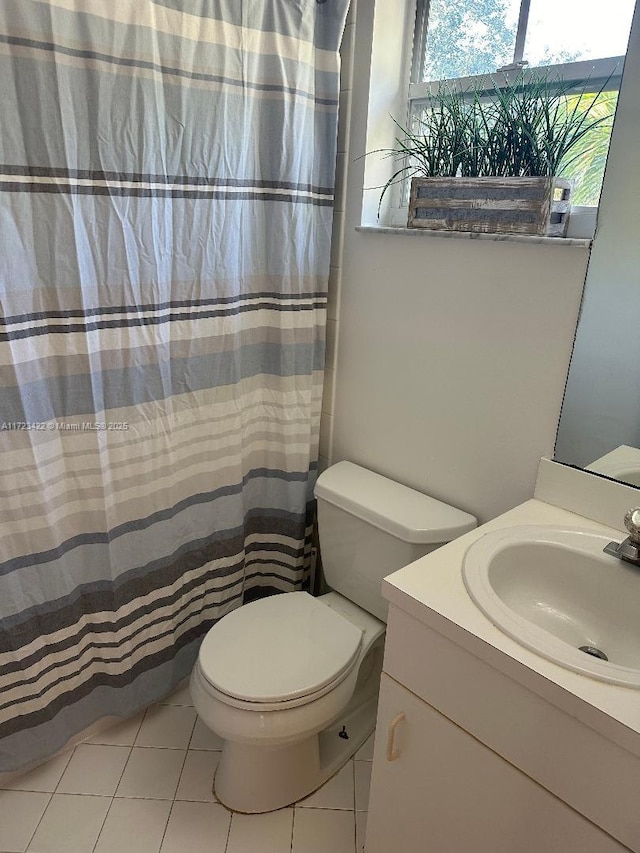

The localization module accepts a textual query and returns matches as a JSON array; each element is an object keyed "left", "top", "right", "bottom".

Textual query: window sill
[{"left": 355, "top": 225, "right": 592, "bottom": 248}]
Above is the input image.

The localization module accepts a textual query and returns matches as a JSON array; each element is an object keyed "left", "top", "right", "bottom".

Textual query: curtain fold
[{"left": 0, "top": 0, "right": 348, "bottom": 773}]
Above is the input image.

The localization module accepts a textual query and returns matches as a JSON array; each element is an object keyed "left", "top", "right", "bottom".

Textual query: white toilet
[{"left": 190, "top": 461, "right": 476, "bottom": 813}]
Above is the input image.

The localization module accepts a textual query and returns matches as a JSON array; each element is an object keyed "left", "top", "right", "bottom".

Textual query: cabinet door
[{"left": 366, "top": 674, "right": 628, "bottom": 853}]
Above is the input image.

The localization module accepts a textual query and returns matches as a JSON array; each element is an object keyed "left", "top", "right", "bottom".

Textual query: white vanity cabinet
[
  {"left": 367, "top": 674, "right": 626, "bottom": 853},
  {"left": 366, "top": 605, "right": 633, "bottom": 853}
]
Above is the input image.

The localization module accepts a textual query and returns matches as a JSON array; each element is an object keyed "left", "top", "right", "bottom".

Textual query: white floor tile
[
  {"left": 27, "top": 793, "right": 111, "bottom": 853},
  {"left": 135, "top": 706, "right": 197, "bottom": 749},
  {"left": 188, "top": 718, "right": 224, "bottom": 751},
  {"left": 160, "top": 801, "right": 231, "bottom": 853},
  {"left": 0, "top": 790, "right": 50, "bottom": 852},
  {"left": 299, "top": 762, "right": 354, "bottom": 810},
  {"left": 226, "top": 808, "right": 294, "bottom": 853},
  {"left": 292, "top": 808, "right": 355, "bottom": 853},
  {"left": 116, "top": 748, "right": 186, "bottom": 800},
  {"left": 160, "top": 684, "right": 193, "bottom": 707},
  {"left": 356, "top": 811, "right": 367, "bottom": 852},
  {"left": 57, "top": 744, "right": 131, "bottom": 796},
  {"left": 94, "top": 797, "right": 172, "bottom": 853},
  {"left": 175, "top": 751, "right": 220, "bottom": 802},
  {"left": 87, "top": 713, "right": 145, "bottom": 746},
  {"left": 2, "top": 752, "right": 72, "bottom": 793},
  {"left": 354, "top": 761, "right": 372, "bottom": 811},
  {"left": 355, "top": 733, "right": 375, "bottom": 762}
]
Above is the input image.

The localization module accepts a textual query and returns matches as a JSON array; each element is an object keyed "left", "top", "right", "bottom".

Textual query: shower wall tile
[
  {"left": 330, "top": 210, "right": 345, "bottom": 268},
  {"left": 324, "top": 5, "right": 358, "bottom": 465},
  {"left": 340, "top": 23, "right": 356, "bottom": 92},
  {"left": 319, "top": 413, "right": 333, "bottom": 460},
  {"left": 334, "top": 154, "right": 348, "bottom": 211},
  {"left": 337, "top": 91, "right": 352, "bottom": 154},
  {"left": 322, "top": 367, "right": 335, "bottom": 416},
  {"left": 325, "top": 320, "right": 338, "bottom": 373},
  {"left": 328, "top": 266, "right": 341, "bottom": 321}
]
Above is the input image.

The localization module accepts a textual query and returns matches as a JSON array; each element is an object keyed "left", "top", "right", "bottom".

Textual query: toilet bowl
[
  {"left": 191, "top": 590, "right": 384, "bottom": 812},
  {"left": 190, "top": 462, "right": 476, "bottom": 813}
]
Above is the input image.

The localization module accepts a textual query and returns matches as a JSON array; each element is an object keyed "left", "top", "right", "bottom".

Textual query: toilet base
[
  {"left": 215, "top": 737, "right": 321, "bottom": 813},
  {"left": 212, "top": 640, "right": 383, "bottom": 813}
]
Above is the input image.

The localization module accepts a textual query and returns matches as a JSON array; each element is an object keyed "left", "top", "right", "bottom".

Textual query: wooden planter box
[{"left": 407, "top": 176, "right": 572, "bottom": 237}]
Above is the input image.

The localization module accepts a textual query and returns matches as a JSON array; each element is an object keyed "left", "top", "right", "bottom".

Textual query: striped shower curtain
[{"left": 0, "top": 0, "right": 347, "bottom": 773}]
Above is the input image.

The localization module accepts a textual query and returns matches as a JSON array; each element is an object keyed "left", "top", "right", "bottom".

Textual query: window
[{"left": 393, "top": 0, "right": 635, "bottom": 214}]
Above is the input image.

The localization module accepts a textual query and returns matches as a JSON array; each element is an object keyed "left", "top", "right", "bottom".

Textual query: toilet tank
[{"left": 314, "top": 462, "right": 476, "bottom": 622}]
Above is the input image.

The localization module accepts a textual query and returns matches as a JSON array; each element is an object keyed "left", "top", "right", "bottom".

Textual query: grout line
[
  {"left": 223, "top": 808, "right": 234, "bottom": 853},
  {"left": 290, "top": 805, "right": 296, "bottom": 853},
  {"left": 354, "top": 810, "right": 358, "bottom": 853},
  {"left": 158, "top": 798, "right": 178, "bottom": 853},
  {"left": 127, "top": 744, "right": 194, "bottom": 750},
  {"left": 132, "top": 706, "right": 153, "bottom": 748},
  {"left": 352, "top": 759, "right": 358, "bottom": 853},
  {"left": 156, "top": 745, "right": 192, "bottom": 853},
  {"left": 111, "top": 744, "right": 135, "bottom": 799},
  {"left": 111, "top": 794, "right": 183, "bottom": 801},
  {"left": 23, "top": 791, "right": 53, "bottom": 852},
  {"left": 90, "top": 743, "right": 136, "bottom": 853},
  {"left": 40, "top": 791, "right": 123, "bottom": 798},
  {"left": 90, "top": 795, "right": 115, "bottom": 853},
  {"left": 186, "top": 713, "right": 198, "bottom": 748},
  {"left": 153, "top": 798, "right": 173, "bottom": 853},
  {"left": 52, "top": 743, "right": 77, "bottom": 795},
  {"left": 351, "top": 759, "right": 356, "bottom": 812}
]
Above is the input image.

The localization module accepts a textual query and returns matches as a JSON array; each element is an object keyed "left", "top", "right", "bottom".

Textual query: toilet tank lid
[{"left": 314, "top": 462, "right": 477, "bottom": 545}]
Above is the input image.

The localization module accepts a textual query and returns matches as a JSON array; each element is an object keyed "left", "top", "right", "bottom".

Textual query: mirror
[{"left": 554, "top": 2, "right": 640, "bottom": 487}]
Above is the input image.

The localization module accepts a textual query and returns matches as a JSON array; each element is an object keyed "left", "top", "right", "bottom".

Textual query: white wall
[
  {"left": 321, "top": 0, "right": 591, "bottom": 524},
  {"left": 554, "top": 2, "right": 640, "bottom": 469}
]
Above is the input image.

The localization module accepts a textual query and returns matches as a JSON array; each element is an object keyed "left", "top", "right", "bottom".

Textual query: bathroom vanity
[{"left": 366, "top": 497, "right": 640, "bottom": 852}]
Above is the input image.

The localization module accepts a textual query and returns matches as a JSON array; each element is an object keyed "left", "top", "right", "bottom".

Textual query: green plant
[
  {"left": 376, "top": 70, "right": 616, "bottom": 213},
  {"left": 560, "top": 91, "right": 618, "bottom": 205}
]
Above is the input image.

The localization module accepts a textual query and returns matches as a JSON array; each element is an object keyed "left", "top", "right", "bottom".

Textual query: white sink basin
[{"left": 462, "top": 525, "right": 640, "bottom": 687}]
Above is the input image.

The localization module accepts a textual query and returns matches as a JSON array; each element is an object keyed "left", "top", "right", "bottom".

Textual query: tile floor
[{"left": 0, "top": 685, "right": 372, "bottom": 853}]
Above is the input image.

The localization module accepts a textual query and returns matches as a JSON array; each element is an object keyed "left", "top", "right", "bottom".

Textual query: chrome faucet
[{"left": 603, "top": 508, "right": 640, "bottom": 566}]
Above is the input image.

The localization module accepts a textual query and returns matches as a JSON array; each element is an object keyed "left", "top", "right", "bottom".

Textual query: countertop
[{"left": 382, "top": 498, "right": 640, "bottom": 758}]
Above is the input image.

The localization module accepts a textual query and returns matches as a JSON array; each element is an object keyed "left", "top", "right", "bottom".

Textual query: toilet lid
[{"left": 198, "top": 592, "right": 363, "bottom": 704}]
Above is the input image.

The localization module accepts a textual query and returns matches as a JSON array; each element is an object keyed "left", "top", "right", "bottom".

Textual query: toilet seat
[{"left": 197, "top": 592, "right": 363, "bottom": 707}]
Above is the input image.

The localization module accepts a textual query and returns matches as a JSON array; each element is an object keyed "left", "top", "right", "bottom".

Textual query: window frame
[
  {"left": 411, "top": 0, "right": 627, "bottom": 89},
  {"left": 387, "top": 0, "right": 627, "bottom": 229}
]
